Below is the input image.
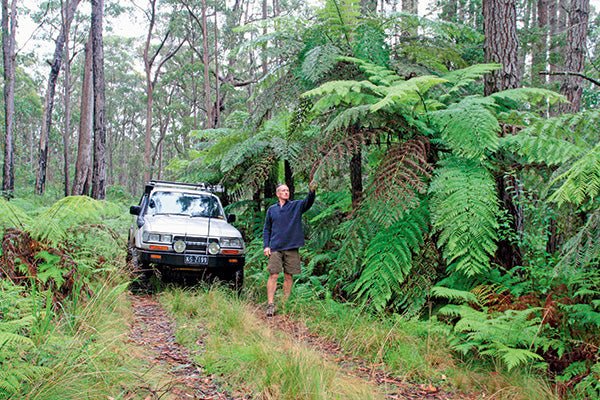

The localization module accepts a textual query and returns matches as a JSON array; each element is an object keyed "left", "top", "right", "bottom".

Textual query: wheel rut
[
  {"left": 258, "top": 310, "right": 478, "bottom": 400},
  {"left": 128, "top": 294, "right": 243, "bottom": 400}
]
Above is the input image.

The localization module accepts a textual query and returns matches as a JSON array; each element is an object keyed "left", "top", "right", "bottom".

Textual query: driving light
[
  {"left": 173, "top": 240, "right": 186, "bottom": 253},
  {"left": 207, "top": 242, "right": 220, "bottom": 255}
]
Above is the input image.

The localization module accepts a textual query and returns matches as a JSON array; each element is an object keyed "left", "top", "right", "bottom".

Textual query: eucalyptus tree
[
  {"left": 91, "top": 0, "right": 107, "bottom": 199},
  {"left": 137, "top": 0, "right": 185, "bottom": 183},
  {"left": 35, "top": 0, "right": 81, "bottom": 196},
  {"left": 1, "top": 0, "right": 17, "bottom": 194},
  {"left": 559, "top": 0, "right": 590, "bottom": 112}
]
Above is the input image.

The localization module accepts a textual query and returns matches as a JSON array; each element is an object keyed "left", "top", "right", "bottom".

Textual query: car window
[{"left": 148, "top": 191, "right": 223, "bottom": 218}]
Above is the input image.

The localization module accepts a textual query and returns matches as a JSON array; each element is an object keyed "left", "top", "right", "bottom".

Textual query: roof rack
[{"left": 146, "top": 180, "right": 225, "bottom": 193}]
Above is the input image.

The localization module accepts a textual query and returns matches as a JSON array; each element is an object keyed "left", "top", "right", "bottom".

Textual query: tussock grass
[
  {"left": 21, "top": 277, "right": 172, "bottom": 399},
  {"left": 162, "top": 286, "right": 384, "bottom": 400}
]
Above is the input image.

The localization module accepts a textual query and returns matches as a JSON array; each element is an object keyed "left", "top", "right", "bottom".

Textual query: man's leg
[
  {"left": 282, "top": 273, "right": 293, "bottom": 302},
  {"left": 267, "top": 273, "right": 278, "bottom": 304}
]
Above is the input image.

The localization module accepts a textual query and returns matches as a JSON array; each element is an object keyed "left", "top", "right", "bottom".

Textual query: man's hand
[
  {"left": 264, "top": 247, "right": 271, "bottom": 257},
  {"left": 308, "top": 180, "right": 318, "bottom": 192}
]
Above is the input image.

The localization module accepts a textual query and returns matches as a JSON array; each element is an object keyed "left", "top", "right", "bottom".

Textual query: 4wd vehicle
[{"left": 128, "top": 180, "right": 245, "bottom": 288}]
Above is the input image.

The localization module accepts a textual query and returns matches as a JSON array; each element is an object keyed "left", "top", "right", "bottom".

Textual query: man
[{"left": 263, "top": 182, "right": 316, "bottom": 317}]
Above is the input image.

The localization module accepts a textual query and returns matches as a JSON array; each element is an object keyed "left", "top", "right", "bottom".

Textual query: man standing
[{"left": 263, "top": 182, "right": 316, "bottom": 317}]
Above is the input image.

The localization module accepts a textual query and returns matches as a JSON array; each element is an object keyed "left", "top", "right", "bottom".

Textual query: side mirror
[
  {"left": 227, "top": 214, "right": 236, "bottom": 223},
  {"left": 130, "top": 205, "right": 141, "bottom": 215}
]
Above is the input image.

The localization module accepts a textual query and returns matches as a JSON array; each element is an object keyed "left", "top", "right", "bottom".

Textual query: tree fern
[
  {"left": 548, "top": 143, "right": 600, "bottom": 207},
  {"left": 431, "top": 97, "right": 500, "bottom": 160},
  {"left": 351, "top": 203, "right": 429, "bottom": 312},
  {"left": 430, "top": 156, "right": 499, "bottom": 276}
]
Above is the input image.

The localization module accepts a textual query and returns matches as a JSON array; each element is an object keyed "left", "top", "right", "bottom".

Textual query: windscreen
[{"left": 147, "top": 191, "right": 223, "bottom": 218}]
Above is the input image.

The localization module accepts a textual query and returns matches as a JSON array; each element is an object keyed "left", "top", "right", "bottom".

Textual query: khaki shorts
[{"left": 267, "top": 249, "right": 301, "bottom": 275}]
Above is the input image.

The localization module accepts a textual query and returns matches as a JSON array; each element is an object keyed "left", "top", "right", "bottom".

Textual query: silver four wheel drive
[{"left": 128, "top": 180, "right": 245, "bottom": 288}]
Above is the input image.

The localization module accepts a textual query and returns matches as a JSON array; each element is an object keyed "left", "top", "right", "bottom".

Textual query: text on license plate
[{"left": 184, "top": 255, "right": 208, "bottom": 265}]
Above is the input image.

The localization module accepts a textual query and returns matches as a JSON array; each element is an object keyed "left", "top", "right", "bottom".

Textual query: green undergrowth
[
  {"left": 161, "top": 286, "right": 385, "bottom": 400},
  {"left": 281, "top": 293, "right": 557, "bottom": 399},
  {"left": 2, "top": 276, "right": 173, "bottom": 399}
]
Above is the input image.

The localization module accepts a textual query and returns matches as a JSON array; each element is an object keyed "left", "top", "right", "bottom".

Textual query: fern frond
[
  {"left": 352, "top": 203, "right": 429, "bottom": 312},
  {"left": 500, "top": 132, "right": 584, "bottom": 166},
  {"left": 29, "top": 196, "right": 107, "bottom": 244},
  {"left": 363, "top": 137, "right": 432, "bottom": 215},
  {"left": 430, "top": 286, "right": 480, "bottom": 305},
  {"left": 316, "top": 0, "right": 361, "bottom": 40},
  {"left": 431, "top": 98, "right": 500, "bottom": 160},
  {"left": 303, "top": 80, "right": 382, "bottom": 112},
  {"left": 442, "top": 63, "right": 501, "bottom": 93},
  {"left": 0, "top": 198, "right": 31, "bottom": 230},
  {"left": 430, "top": 157, "right": 499, "bottom": 276},
  {"left": 490, "top": 87, "right": 566, "bottom": 107},
  {"left": 301, "top": 44, "right": 343, "bottom": 84},
  {"left": 309, "top": 129, "right": 378, "bottom": 181},
  {"left": 556, "top": 209, "right": 600, "bottom": 270},
  {"left": 0, "top": 332, "right": 34, "bottom": 348},
  {"left": 482, "top": 344, "right": 544, "bottom": 371},
  {"left": 548, "top": 143, "right": 600, "bottom": 207},
  {"left": 325, "top": 105, "right": 374, "bottom": 133},
  {"left": 220, "top": 135, "right": 269, "bottom": 173},
  {"left": 371, "top": 75, "right": 448, "bottom": 113},
  {"left": 338, "top": 56, "right": 403, "bottom": 86}
]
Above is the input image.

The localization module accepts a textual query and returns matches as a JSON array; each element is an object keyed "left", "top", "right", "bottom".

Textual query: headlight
[
  {"left": 173, "top": 240, "right": 186, "bottom": 253},
  {"left": 207, "top": 242, "right": 220, "bottom": 255},
  {"left": 142, "top": 231, "right": 172, "bottom": 244},
  {"left": 220, "top": 237, "right": 243, "bottom": 248}
]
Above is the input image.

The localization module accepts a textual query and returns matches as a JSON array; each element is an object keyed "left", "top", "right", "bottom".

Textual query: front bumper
[{"left": 137, "top": 249, "right": 244, "bottom": 271}]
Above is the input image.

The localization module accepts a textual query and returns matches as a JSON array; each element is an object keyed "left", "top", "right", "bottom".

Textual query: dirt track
[{"left": 128, "top": 294, "right": 242, "bottom": 399}]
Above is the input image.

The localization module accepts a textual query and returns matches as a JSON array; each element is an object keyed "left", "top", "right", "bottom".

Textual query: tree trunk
[
  {"left": 62, "top": 0, "right": 75, "bottom": 196},
  {"left": 1, "top": 0, "right": 17, "bottom": 194},
  {"left": 35, "top": 0, "right": 81, "bottom": 195},
  {"left": 213, "top": 7, "right": 220, "bottom": 127},
  {"left": 91, "top": 0, "right": 107, "bottom": 200},
  {"left": 202, "top": 0, "right": 212, "bottom": 128},
  {"left": 483, "top": 0, "right": 522, "bottom": 269},
  {"left": 483, "top": 0, "right": 520, "bottom": 96},
  {"left": 532, "top": 0, "right": 549, "bottom": 86},
  {"left": 560, "top": 0, "right": 589, "bottom": 113},
  {"left": 72, "top": 33, "right": 94, "bottom": 196},
  {"left": 143, "top": 0, "right": 157, "bottom": 183}
]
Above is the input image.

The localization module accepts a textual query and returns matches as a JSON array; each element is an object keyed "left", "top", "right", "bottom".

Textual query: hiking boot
[{"left": 266, "top": 303, "right": 275, "bottom": 317}]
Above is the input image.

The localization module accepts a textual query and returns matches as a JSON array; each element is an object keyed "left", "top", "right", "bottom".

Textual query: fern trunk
[
  {"left": 350, "top": 147, "right": 362, "bottom": 208},
  {"left": 495, "top": 172, "right": 523, "bottom": 269},
  {"left": 284, "top": 160, "right": 295, "bottom": 200}
]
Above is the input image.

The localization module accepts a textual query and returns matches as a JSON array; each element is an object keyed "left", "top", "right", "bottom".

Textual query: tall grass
[
  {"left": 21, "top": 276, "right": 172, "bottom": 399},
  {"left": 162, "top": 286, "right": 384, "bottom": 399}
]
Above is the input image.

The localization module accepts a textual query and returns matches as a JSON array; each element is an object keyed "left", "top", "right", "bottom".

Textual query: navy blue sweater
[{"left": 263, "top": 190, "right": 315, "bottom": 252}]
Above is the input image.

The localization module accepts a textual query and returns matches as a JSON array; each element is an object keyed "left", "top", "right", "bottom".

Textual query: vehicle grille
[{"left": 174, "top": 236, "right": 207, "bottom": 253}]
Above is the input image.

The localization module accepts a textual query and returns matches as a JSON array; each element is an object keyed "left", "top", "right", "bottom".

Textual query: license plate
[{"left": 184, "top": 255, "right": 208, "bottom": 265}]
